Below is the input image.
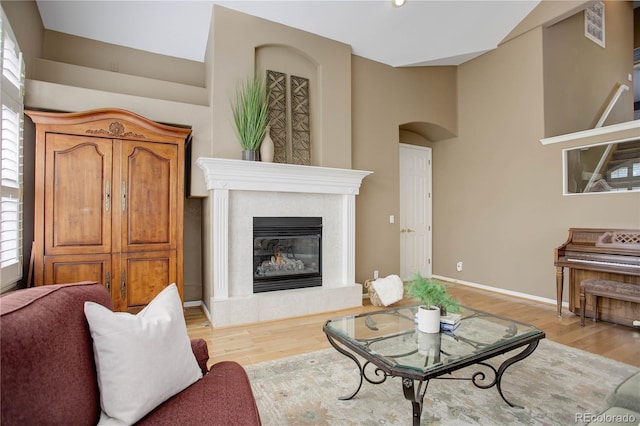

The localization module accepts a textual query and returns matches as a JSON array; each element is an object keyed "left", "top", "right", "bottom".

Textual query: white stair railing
[{"left": 583, "top": 83, "right": 630, "bottom": 193}]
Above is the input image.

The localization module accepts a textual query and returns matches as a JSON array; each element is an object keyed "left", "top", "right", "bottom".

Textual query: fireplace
[
  {"left": 196, "top": 157, "right": 372, "bottom": 327},
  {"left": 253, "top": 217, "right": 322, "bottom": 293}
]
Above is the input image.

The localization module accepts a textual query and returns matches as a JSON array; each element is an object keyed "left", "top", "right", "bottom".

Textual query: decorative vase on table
[
  {"left": 417, "top": 305, "right": 441, "bottom": 333},
  {"left": 260, "top": 125, "right": 274, "bottom": 162}
]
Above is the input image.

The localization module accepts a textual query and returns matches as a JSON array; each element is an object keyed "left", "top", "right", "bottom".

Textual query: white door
[{"left": 399, "top": 144, "right": 432, "bottom": 280}]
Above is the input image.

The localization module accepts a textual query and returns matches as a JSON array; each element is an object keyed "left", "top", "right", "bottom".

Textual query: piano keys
[{"left": 554, "top": 228, "right": 640, "bottom": 326}]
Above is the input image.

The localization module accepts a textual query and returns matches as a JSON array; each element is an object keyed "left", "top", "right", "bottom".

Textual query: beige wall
[
  {"left": 503, "top": 0, "right": 589, "bottom": 43},
  {"left": 5, "top": 1, "right": 639, "bottom": 307},
  {"left": 544, "top": 1, "right": 634, "bottom": 136},
  {"left": 206, "top": 5, "right": 352, "bottom": 181},
  {"left": 351, "top": 57, "right": 457, "bottom": 283},
  {"left": 434, "top": 26, "right": 553, "bottom": 297},
  {"left": 2, "top": 1, "right": 205, "bottom": 104},
  {"left": 433, "top": 8, "right": 640, "bottom": 303},
  {"left": 41, "top": 30, "right": 205, "bottom": 87}
]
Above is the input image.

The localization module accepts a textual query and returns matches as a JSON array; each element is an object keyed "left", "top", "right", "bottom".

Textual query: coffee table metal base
[{"left": 326, "top": 334, "right": 540, "bottom": 426}]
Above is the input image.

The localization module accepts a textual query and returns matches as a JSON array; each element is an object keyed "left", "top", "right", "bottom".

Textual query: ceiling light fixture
[{"left": 392, "top": 0, "right": 406, "bottom": 7}]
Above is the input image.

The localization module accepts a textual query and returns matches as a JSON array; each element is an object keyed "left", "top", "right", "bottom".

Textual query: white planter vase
[
  {"left": 260, "top": 125, "right": 274, "bottom": 162},
  {"left": 417, "top": 305, "right": 441, "bottom": 333}
]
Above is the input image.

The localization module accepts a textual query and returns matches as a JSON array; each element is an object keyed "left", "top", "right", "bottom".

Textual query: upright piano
[{"left": 554, "top": 228, "right": 640, "bottom": 326}]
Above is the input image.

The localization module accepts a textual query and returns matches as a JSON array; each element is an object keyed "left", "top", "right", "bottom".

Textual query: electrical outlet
[
  {"left": 456, "top": 261, "right": 463, "bottom": 272},
  {"left": 373, "top": 270, "right": 379, "bottom": 279}
]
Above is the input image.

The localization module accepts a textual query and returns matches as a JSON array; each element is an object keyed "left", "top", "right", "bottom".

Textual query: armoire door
[
  {"left": 43, "top": 133, "right": 113, "bottom": 255},
  {"left": 118, "top": 140, "right": 179, "bottom": 254},
  {"left": 43, "top": 254, "right": 112, "bottom": 289},
  {"left": 116, "top": 251, "right": 177, "bottom": 313},
  {"left": 28, "top": 108, "right": 189, "bottom": 310}
]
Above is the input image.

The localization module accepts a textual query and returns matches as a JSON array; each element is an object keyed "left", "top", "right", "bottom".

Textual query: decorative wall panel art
[
  {"left": 266, "top": 70, "right": 311, "bottom": 165},
  {"left": 266, "top": 70, "right": 287, "bottom": 164}
]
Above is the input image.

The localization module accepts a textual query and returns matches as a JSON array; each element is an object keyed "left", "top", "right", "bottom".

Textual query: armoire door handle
[
  {"left": 105, "top": 180, "right": 111, "bottom": 212},
  {"left": 121, "top": 181, "right": 126, "bottom": 212},
  {"left": 121, "top": 270, "right": 126, "bottom": 300}
]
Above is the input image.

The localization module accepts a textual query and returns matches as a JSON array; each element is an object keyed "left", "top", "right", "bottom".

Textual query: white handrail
[
  {"left": 583, "top": 83, "right": 630, "bottom": 192},
  {"left": 595, "top": 83, "right": 630, "bottom": 128}
]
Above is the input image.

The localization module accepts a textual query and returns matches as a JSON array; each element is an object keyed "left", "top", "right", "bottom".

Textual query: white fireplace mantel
[
  {"left": 195, "top": 157, "right": 373, "bottom": 327},
  {"left": 196, "top": 157, "right": 372, "bottom": 194}
]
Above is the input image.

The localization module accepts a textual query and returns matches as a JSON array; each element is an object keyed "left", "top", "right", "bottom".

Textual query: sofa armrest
[
  {"left": 137, "top": 361, "right": 261, "bottom": 425},
  {"left": 190, "top": 338, "right": 209, "bottom": 375}
]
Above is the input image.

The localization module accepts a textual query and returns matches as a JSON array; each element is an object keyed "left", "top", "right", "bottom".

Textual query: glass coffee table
[{"left": 323, "top": 304, "right": 545, "bottom": 425}]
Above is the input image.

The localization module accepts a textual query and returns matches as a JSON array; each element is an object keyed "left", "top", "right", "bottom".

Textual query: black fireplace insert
[{"left": 253, "top": 217, "right": 322, "bottom": 293}]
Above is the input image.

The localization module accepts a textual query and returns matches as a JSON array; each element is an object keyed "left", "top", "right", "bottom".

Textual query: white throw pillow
[{"left": 84, "top": 284, "right": 202, "bottom": 425}]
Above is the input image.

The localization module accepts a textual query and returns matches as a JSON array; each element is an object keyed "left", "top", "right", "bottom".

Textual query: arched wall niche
[
  {"left": 400, "top": 121, "right": 456, "bottom": 143},
  {"left": 256, "top": 44, "right": 320, "bottom": 165},
  {"left": 399, "top": 128, "right": 432, "bottom": 147}
]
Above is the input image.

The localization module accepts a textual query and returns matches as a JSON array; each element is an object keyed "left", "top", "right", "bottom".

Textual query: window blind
[{"left": 0, "top": 7, "right": 24, "bottom": 291}]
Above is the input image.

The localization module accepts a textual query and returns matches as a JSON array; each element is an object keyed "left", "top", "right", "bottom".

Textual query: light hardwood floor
[{"left": 185, "top": 282, "right": 640, "bottom": 368}]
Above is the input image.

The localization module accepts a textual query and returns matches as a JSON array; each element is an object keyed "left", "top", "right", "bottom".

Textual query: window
[
  {"left": 610, "top": 167, "right": 628, "bottom": 179},
  {"left": 563, "top": 139, "right": 640, "bottom": 195},
  {"left": 1, "top": 7, "right": 24, "bottom": 291}
]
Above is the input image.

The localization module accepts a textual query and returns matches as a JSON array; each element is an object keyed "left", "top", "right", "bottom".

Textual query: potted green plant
[
  {"left": 406, "top": 273, "right": 460, "bottom": 333},
  {"left": 231, "top": 73, "right": 270, "bottom": 160}
]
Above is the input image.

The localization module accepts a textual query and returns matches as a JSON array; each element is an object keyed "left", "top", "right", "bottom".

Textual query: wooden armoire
[{"left": 26, "top": 109, "right": 191, "bottom": 312}]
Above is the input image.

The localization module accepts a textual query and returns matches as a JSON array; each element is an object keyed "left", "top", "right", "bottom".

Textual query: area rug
[{"left": 245, "top": 339, "right": 638, "bottom": 425}]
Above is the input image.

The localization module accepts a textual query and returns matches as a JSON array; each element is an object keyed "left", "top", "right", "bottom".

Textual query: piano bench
[{"left": 580, "top": 279, "right": 640, "bottom": 326}]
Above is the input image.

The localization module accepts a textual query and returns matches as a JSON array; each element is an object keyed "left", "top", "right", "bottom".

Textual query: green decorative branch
[
  {"left": 406, "top": 273, "right": 461, "bottom": 314},
  {"left": 232, "top": 73, "right": 270, "bottom": 151}
]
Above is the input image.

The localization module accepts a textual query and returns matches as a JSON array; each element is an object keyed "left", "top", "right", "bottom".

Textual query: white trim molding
[
  {"left": 540, "top": 119, "right": 640, "bottom": 145},
  {"left": 196, "top": 157, "right": 372, "bottom": 195},
  {"left": 433, "top": 274, "right": 569, "bottom": 309}
]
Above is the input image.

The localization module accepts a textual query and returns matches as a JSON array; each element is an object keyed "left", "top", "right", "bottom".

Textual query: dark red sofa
[{"left": 0, "top": 281, "right": 261, "bottom": 425}]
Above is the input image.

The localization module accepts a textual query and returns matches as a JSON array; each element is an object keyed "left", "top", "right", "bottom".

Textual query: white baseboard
[
  {"left": 184, "top": 277, "right": 570, "bottom": 326},
  {"left": 432, "top": 274, "right": 569, "bottom": 309},
  {"left": 183, "top": 300, "right": 213, "bottom": 324},
  {"left": 201, "top": 303, "right": 212, "bottom": 323}
]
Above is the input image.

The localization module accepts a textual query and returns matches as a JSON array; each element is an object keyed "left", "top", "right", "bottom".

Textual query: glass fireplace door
[{"left": 253, "top": 217, "right": 322, "bottom": 293}]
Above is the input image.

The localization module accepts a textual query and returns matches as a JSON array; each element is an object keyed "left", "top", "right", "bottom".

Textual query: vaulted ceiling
[{"left": 36, "top": 0, "right": 540, "bottom": 67}]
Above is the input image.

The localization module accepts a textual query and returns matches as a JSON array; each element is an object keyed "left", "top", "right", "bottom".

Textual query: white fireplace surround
[{"left": 196, "top": 158, "right": 372, "bottom": 327}]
